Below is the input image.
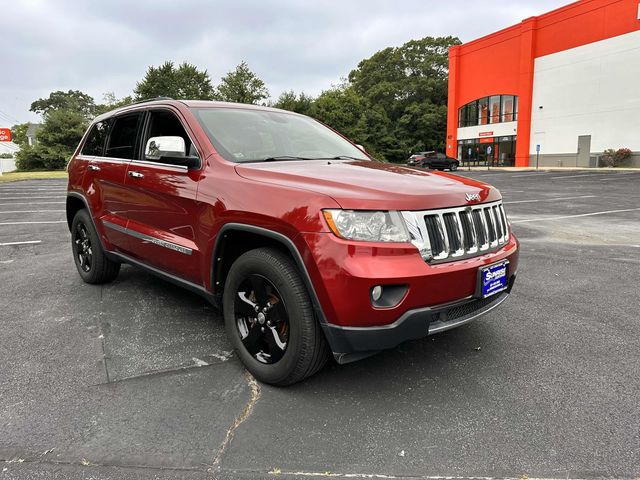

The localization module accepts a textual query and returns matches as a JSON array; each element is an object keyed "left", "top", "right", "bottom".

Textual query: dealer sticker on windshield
[{"left": 479, "top": 260, "right": 509, "bottom": 298}]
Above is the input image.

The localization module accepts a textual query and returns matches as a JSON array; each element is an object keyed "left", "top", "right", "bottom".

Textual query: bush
[
  {"left": 601, "top": 148, "right": 632, "bottom": 167},
  {"left": 15, "top": 145, "right": 46, "bottom": 171},
  {"left": 0, "top": 153, "right": 14, "bottom": 159}
]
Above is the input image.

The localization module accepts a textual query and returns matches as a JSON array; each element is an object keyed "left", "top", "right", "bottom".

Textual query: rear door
[
  {"left": 119, "top": 107, "right": 205, "bottom": 284},
  {"left": 81, "top": 112, "right": 144, "bottom": 251}
]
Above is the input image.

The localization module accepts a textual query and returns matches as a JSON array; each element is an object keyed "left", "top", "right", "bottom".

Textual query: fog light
[{"left": 371, "top": 285, "right": 383, "bottom": 302}]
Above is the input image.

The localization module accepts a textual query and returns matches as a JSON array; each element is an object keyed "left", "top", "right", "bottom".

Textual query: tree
[
  {"left": 95, "top": 91, "right": 134, "bottom": 116},
  {"left": 10, "top": 123, "right": 30, "bottom": 147},
  {"left": 15, "top": 110, "right": 87, "bottom": 171},
  {"left": 134, "top": 61, "right": 215, "bottom": 101},
  {"left": 347, "top": 36, "right": 460, "bottom": 161},
  {"left": 30, "top": 90, "right": 97, "bottom": 118},
  {"left": 272, "top": 90, "right": 314, "bottom": 115},
  {"left": 215, "top": 61, "right": 269, "bottom": 104}
]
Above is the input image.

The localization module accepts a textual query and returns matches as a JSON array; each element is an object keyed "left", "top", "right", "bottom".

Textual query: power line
[{"left": 0, "top": 108, "right": 20, "bottom": 124}]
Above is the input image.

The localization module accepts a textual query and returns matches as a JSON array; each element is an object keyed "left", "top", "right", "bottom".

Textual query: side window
[
  {"left": 105, "top": 113, "right": 142, "bottom": 160},
  {"left": 81, "top": 120, "right": 110, "bottom": 156},
  {"left": 143, "top": 110, "right": 197, "bottom": 163}
]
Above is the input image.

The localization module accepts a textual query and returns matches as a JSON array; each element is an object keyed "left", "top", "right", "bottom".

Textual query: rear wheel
[
  {"left": 450, "top": 162, "right": 458, "bottom": 171},
  {"left": 71, "top": 209, "right": 120, "bottom": 284},
  {"left": 223, "top": 247, "right": 329, "bottom": 386}
]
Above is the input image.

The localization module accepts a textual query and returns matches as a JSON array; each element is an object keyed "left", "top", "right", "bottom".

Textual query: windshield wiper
[
  {"left": 260, "top": 156, "right": 313, "bottom": 162},
  {"left": 325, "top": 155, "right": 366, "bottom": 161}
]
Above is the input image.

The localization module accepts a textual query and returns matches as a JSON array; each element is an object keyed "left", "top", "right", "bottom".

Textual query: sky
[{"left": 0, "top": 0, "right": 569, "bottom": 127}]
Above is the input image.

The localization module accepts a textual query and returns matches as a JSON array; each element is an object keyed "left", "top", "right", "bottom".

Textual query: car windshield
[{"left": 191, "top": 107, "right": 370, "bottom": 163}]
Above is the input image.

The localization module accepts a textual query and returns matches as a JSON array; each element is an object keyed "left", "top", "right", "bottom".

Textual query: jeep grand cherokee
[{"left": 66, "top": 99, "right": 519, "bottom": 385}]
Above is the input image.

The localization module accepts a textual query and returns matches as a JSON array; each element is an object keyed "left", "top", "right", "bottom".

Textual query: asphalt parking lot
[{"left": 1, "top": 170, "right": 639, "bottom": 479}]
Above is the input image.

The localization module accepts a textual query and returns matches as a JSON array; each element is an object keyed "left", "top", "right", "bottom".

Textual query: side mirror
[{"left": 145, "top": 136, "right": 186, "bottom": 160}]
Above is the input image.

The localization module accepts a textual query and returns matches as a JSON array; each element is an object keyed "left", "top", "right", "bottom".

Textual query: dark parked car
[
  {"left": 408, "top": 151, "right": 460, "bottom": 171},
  {"left": 66, "top": 99, "right": 518, "bottom": 385}
]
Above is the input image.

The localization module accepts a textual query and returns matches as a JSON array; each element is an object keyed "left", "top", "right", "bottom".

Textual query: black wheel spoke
[
  {"left": 236, "top": 291, "right": 258, "bottom": 317},
  {"left": 241, "top": 323, "right": 262, "bottom": 352},
  {"left": 249, "top": 275, "right": 269, "bottom": 305}
]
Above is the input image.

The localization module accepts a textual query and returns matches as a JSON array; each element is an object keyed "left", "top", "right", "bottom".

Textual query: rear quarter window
[{"left": 81, "top": 120, "right": 111, "bottom": 156}]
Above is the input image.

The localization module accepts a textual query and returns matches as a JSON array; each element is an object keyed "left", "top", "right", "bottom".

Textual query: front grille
[
  {"left": 442, "top": 295, "right": 498, "bottom": 321},
  {"left": 401, "top": 200, "right": 509, "bottom": 263}
]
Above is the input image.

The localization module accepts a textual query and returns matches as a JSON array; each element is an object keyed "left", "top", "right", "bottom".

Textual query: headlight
[{"left": 322, "top": 210, "right": 410, "bottom": 242}]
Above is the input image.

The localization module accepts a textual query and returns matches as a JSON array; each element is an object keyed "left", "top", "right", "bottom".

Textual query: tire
[
  {"left": 450, "top": 162, "right": 458, "bottom": 171},
  {"left": 223, "top": 247, "right": 329, "bottom": 386},
  {"left": 71, "top": 209, "right": 120, "bottom": 284}
]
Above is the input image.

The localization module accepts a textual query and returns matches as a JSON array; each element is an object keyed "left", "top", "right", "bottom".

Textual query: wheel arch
[{"left": 212, "top": 223, "right": 328, "bottom": 327}]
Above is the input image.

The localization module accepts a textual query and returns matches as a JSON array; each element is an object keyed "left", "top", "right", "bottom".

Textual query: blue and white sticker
[{"left": 481, "top": 261, "right": 508, "bottom": 298}]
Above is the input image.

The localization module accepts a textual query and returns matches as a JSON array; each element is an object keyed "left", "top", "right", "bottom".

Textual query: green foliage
[
  {"left": 11, "top": 123, "right": 30, "bottom": 147},
  {"left": 30, "top": 90, "right": 97, "bottom": 118},
  {"left": 16, "top": 110, "right": 87, "bottom": 171},
  {"left": 0, "top": 153, "right": 14, "bottom": 159},
  {"left": 347, "top": 36, "right": 460, "bottom": 162},
  {"left": 272, "top": 90, "right": 314, "bottom": 115},
  {"left": 215, "top": 61, "right": 269, "bottom": 104},
  {"left": 601, "top": 148, "right": 632, "bottom": 167},
  {"left": 95, "top": 92, "right": 134, "bottom": 116},
  {"left": 134, "top": 61, "right": 215, "bottom": 101}
]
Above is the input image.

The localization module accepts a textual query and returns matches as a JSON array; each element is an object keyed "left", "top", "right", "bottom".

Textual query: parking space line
[
  {"left": 512, "top": 207, "right": 640, "bottom": 224},
  {"left": 0, "top": 202, "right": 65, "bottom": 206},
  {"left": 504, "top": 195, "right": 596, "bottom": 204},
  {"left": 550, "top": 173, "right": 632, "bottom": 180},
  {"left": 0, "top": 196, "right": 65, "bottom": 200},
  {"left": 0, "top": 221, "right": 66, "bottom": 225},
  {"left": 510, "top": 172, "right": 550, "bottom": 177},
  {"left": 0, "top": 210, "right": 66, "bottom": 214},
  {"left": 0, "top": 240, "right": 42, "bottom": 246}
]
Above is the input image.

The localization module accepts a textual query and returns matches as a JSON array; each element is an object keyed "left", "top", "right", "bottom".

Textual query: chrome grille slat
[{"left": 401, "top": 200, "right": 510, "bottom": 264}]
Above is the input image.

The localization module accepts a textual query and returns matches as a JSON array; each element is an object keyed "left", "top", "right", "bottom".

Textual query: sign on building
[{"left": 0, "top": 128, "right": 11, "bottom": 142}]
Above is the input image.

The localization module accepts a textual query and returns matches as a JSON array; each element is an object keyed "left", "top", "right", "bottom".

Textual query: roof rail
[{"left": 128, "top": 96, "right": 175, "bottom": 106}]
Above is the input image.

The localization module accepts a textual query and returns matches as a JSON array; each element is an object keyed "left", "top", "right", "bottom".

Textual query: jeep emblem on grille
[{"left": 465, "top": 193, "right": 481, "bottom": 202}]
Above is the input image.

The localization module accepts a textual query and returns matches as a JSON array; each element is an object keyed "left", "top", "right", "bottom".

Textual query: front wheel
[
  {"left": 223, "top": 247, "right": 329, "bottom": 386},
  {"left": 450, "top": 162, "right": 458, "bottom": 171},
  {"left": 71, "top": 209, "right": 120, "bottom": 284}
]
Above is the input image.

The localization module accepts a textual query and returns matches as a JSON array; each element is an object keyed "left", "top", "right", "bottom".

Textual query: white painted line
[
  {"left": 550, "top": 173, "right": 630, "bottom": 180},
  {"left": 0, "top": 192, "right": 65, "bottom": 196},
  {"left": 0, "top": 202, "right": 65, "bottom": 206},
  {"left": 0, "top": 210, "right": 66, "bottom": 214},
  {"left": 0, "top": 240, "right": 42, "bottom": 246},
  {"left": 504, "top": 195, "right": 596, "bottom": 204},
  {"left": 510, "top": 172, "right": 549, "bottom": 177},
  {"left": 512, "top": 207, "right": 640, "bottom": 224},
  {"left": 0, "top": 196, "right": 64, "bottom": 200},
  {"left": 0, "top": 221, "right": 66, "bottom": 225}
]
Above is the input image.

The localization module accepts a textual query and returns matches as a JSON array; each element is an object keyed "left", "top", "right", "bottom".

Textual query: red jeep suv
[{"left": 66, "top": 99, "right": 519, "bottom": 385}]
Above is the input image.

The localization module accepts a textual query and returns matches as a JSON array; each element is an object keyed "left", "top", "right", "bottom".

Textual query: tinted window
[
  {"left": 105, "top": 114, "right": 142, "bottom": 159},
  {"left": 82, "top": 120, "right": 110, "bottom": 156}
]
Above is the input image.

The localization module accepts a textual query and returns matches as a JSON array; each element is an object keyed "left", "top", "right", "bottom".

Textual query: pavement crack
[{"left": 211, "top": 370, "right": 261, "bottom": 469}]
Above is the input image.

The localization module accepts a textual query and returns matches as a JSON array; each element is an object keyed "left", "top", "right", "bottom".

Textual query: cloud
[{"left": 1, "top": 0, "right": 567, "bottom": 124}]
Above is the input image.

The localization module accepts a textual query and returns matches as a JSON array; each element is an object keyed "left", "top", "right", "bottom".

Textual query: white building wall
[{"left": 530, "top": 29, "right": 640, "bottom": 155}]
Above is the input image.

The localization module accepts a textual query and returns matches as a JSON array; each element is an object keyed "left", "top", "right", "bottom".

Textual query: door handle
[
  {"left": 128, "top": 171, "right": 144, "bottom": 179},
  {"left": 88, "top": 164, "right": 101, "bottom": 171}
]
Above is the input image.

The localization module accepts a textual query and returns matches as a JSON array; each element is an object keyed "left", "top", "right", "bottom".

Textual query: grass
[{"left": 0, "top": 170, "right": 68, "bottom": 183}]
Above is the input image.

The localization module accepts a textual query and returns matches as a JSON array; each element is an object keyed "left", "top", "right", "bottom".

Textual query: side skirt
[{"left": 106, "top": 251, "right": 219, "bottom": 308}]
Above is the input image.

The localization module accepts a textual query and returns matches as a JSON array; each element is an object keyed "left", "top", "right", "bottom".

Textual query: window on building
[
  {"left": 489, "top": 96, "right": 501, "bottom": 123},
  {"left": 457, "top": 95, "right": 519, "bottom": 128}
]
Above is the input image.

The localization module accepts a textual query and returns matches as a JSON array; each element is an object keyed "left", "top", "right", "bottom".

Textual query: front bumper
[{"left": 324, "top": 275, "right": 515, "bottom": 362}]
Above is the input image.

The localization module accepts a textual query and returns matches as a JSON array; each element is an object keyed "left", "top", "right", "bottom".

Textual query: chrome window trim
[
  {"left": 401, "top": 200, "right": 509, "bottom": 264},
  {"left": 103, "top": 220, "right": 193, "bottom": 255},
  {"left": 130, "top": 158, "right": 189, "bottom": 171}
]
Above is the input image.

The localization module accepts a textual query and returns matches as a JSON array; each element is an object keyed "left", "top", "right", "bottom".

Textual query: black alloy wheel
[
  {"left": 74, "top": 223, "right": 93, "bottom": 272},
  {"left": 71, "top": 209, "right": 120, "bottom": 284},
  {"left": 234, "top": 274, "right": 289, "bottom": 364}
]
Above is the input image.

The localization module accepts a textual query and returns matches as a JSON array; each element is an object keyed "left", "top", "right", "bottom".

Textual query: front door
[{"left": 119, "top": 108, "right": 205, "bottom": 285}]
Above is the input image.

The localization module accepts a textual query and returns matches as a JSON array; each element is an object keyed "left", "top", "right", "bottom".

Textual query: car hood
[{"left": 235, "top": 160, "right": 500, "bottom": 210}]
